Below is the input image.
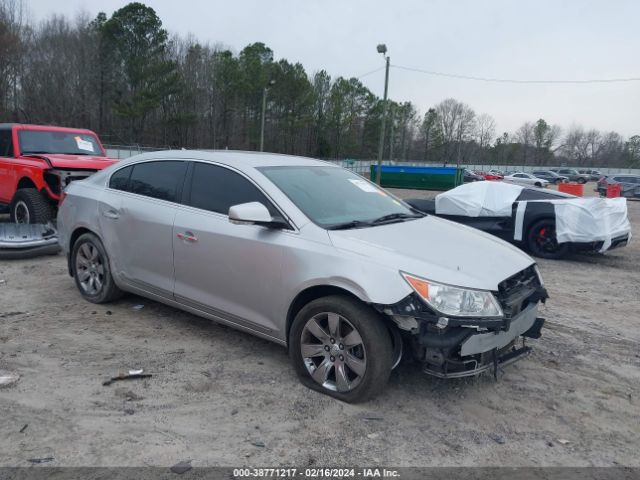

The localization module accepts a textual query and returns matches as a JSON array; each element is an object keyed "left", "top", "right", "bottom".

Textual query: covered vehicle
[
  {"left": 58, "top": 150, "right": 548, "bottom": 402},
  {"left": 406, "top": 181, "right": 631, "bottom": 259}
]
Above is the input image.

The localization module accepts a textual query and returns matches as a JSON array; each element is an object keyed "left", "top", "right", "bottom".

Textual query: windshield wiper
[
  {"left": 370, "top": 212, "right": 424, "bottom": 225},
  {"left": 326, "top": 220, "right": 373, "bottom": 230}
]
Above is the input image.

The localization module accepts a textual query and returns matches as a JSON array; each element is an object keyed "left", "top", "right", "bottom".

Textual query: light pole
[
  {"left": 375, "top": 44, "right": 390, "bottom": 185},
  {"left": 260, "top": 79, "right": 276, "bottom": 152}
]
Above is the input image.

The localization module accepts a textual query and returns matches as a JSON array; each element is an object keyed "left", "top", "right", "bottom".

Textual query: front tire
[
  {"left": 10, "top": 188, "right": 53, "bottom": 224},
  {"left": 289, "top": 295, "right": 393, "bottom": 403},
  {"left": 71, "top": 233, "right": 123, "bottom": 303},
  {"left": 526, "top": 219, "right": 569, "bottom": 259},
  {"left": 578, "top": 178, "right": 586, "bottom": 184}
]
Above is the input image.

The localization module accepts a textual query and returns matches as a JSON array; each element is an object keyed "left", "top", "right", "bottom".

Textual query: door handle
[
  {"left": 177, "top": 231, "right": 198, "bottom": 243},
  {"left": 102, "top": 209, "right": 120, "bottom": 219}
]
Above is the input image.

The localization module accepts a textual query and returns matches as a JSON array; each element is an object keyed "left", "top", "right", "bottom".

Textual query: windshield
[
  {"left": 259, "top": 166, "right": 418, "bottom": 228},
  {"left": 18, "top": 130, "right": 104, "bottom": 156}
]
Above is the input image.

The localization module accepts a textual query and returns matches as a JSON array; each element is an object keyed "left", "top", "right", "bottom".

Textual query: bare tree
[
  {"left": 435, "top": 98, "right": 475, "bottom": 165},
  {"left": 475, "top": 113, "right": 496, "bottom": 149}
]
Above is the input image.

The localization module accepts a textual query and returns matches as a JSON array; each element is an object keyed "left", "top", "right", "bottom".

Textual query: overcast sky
[{"left": 27, "top": 0, "right": 640, "bottom": 137}]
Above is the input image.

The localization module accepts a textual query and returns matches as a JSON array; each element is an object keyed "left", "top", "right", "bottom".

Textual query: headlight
[
  {"left": 401, "top": 272, "right": 503, "bottom": 318},
  {"left": 533, "top": 264, "right": 544, "bottom": 286}
]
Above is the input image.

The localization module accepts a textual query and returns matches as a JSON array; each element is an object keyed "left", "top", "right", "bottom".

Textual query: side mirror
[{"left": 228, "top": 202, "right": 289, "bottom": 229}]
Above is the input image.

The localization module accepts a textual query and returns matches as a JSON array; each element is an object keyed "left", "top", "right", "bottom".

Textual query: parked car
[
  {"left": 463, "top": 169, "right": 485, "bottom": 182},
  {"left": 597, "top": 174, "right": 640, "bottom": 198},
  {"left": 474, "top": 171, "right": 503, "bottom": 180},
  {"left": 503, "top": 172, "right": 549, "bottom": 188},
  {"left": 578, "top": 169, "right": 603, "bottom": 182},
  {"left": 550, "top": 168, "right": 590, "bottom": 184},
  {"left": 406, "top": 181, "right": 631, "bottom": 259},
  {"left": 0, "top": 123, "right": 116, "bottom": 224},
  {"left": 58, "top": 150, "right": 548, "bottom": 402},
  {"left": 531, "top": 170, "right": 568, "bottom": 185}
]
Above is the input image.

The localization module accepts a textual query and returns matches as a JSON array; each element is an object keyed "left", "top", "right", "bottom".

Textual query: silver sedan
[
  {"left": 57, "top": 151, "right": 547, "bottom": 402},
  {"left": 503, "top": 172, "right": 550, "bottom": 188}
]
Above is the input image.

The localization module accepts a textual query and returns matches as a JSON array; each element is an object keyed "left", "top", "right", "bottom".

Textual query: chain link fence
[{"left": 103, "top": 146, "right": 640, "bottom": 176}]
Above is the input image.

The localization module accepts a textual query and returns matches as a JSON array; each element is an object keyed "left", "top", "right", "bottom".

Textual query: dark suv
[
  {"left": 531, "top": 170, "right": 568, "bottom": 185},
  {"left": 550, "top": 168, "right": 590, "bottom": 184}
]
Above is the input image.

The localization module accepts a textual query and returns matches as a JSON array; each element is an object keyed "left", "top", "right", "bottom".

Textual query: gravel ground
[{"left": 0, "top": 185, "right": 638, "bottom": 467}]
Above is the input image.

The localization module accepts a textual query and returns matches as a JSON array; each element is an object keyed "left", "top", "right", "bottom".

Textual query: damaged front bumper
[
  {"left": 376, "top": 265, "right": 548, "bottom": 379},
  {"left": 418, "top": 304, "right": 544, "bottom": 378},
  {"left": 0, "top": 223, "right": 60, "bottom": 259}
]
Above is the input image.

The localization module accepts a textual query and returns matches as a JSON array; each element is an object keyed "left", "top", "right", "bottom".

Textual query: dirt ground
[{"left": 0, "top": 185, "right": 639, "bottom": 468}]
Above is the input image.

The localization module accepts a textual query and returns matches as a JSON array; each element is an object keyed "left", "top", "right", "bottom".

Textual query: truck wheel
[
  {"left": 526, "top": 219, "right": 569, "bottom": 259},
  {"left": 10, "top": 188, "right": 53, "bottom": 224},
  {"left": 71, "top": 233, "right": 123, "bottom": 304},
  {"left": 289, "top": 295, "right": 393, "bottom": 403}
]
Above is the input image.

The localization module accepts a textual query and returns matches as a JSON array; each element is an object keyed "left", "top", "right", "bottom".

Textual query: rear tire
[
  {"left": 554, "top": 179, "right": 562, "bottom": 185},
  {"left": 578, "top": 178, "right": 586, "bottom": 184},
  {"left": 289, "top": 295, "right": 393, "bottom": 403},
  {"left": 526, "top": 219, "right": 569, "bottom": 259},
  {"left": 71, "top": 233, "right": 123, "bottom": 304},
  {"left": 10, "top": 188, "right": 53, "bottom": 224}
]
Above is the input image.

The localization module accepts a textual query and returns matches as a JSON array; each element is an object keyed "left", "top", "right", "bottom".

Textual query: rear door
[
  {"left": 98, "top": 160, "right": 188, "bottom": 297},
  {"left": 172, "top": 162, "right": 288, "bottom": 336}
]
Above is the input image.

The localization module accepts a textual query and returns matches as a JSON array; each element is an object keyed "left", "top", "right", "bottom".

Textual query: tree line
[{"left": 1, "top": 0, "right": 638, "bottom": 168}]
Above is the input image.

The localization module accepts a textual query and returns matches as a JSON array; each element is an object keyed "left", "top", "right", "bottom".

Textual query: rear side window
[
  {"left": 109, "top": 166, "right": 133, "bottom": 191},
  {"left": 0, "top": 130, "right": 13, "bottom": 157},
  {"left": 127, "top": 161, "right": 187, "bottom": 202},
  {"left": 187, "top": 162, "right": 277, "bottom": 216}
]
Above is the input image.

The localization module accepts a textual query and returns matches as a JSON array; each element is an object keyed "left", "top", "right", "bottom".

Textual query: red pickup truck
[{"left": 0, "top": 123, "right": 117, "bottom": 223}]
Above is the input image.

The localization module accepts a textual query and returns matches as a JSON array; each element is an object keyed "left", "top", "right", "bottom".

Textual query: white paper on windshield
[
  {"left": 349, "top": 178, "right": 380, "bottom": 193},
  {"left": 74, "top": 136, "right": 94, "bottom": 152},
  {"left": 435, "top": 181, "right": 524, "bottom": 217}
]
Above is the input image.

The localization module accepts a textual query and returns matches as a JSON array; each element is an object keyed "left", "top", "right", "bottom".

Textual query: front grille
[{"left": 496, "top": 265, "right": 542, "bottom": 319}]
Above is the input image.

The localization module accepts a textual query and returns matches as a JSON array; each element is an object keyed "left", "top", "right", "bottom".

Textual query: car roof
[
  {"left": 115, "top": 149, "right": 334, "bottom": 169},
  {"left": 0, "top": 123, "right": 97, "bottom": 134}
]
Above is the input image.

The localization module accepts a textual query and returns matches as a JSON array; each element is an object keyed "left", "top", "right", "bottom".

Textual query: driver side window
[{"left": 186, "top": 162, "right": 278, "bottom": 217}]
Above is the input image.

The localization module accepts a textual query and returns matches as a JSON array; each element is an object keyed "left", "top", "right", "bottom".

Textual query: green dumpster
[{"left": 370, "top": 165, "right": 464, "bottom": 190}]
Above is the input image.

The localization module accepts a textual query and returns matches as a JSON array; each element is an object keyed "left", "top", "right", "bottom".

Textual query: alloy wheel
[
  {"left": 75, "top": 242, "right": 105, "bottom": 295},
  {"left": 300, "top": 312, "right": 367, "bottom": 393}
]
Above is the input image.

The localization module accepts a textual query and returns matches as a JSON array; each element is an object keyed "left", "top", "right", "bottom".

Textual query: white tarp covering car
[{"left": 407, "top": 181, "right": 631, "bottom": 258}]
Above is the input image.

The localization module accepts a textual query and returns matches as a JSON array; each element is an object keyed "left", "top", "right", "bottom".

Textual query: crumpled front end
[{"left": 376, "top": 265, "right": 548, "bottom": 378}]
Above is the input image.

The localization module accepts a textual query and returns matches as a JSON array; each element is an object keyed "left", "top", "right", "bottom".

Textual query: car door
[
  {"left": 0, "top": 129, "right": 16, "bottom": 204},
  {"left": 98, "top": 160, "right": 188, "bottom": 297},
  {"left": 172, "top": 161, "right": 289, "bottom": 336}
]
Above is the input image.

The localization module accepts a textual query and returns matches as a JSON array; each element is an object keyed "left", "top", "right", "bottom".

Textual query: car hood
[
  {"left": 39, "top": 154, "right": 118, "bottom": 170},
  {"left": 328, "top": 215, "right": 534, "bottom": 291}
]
